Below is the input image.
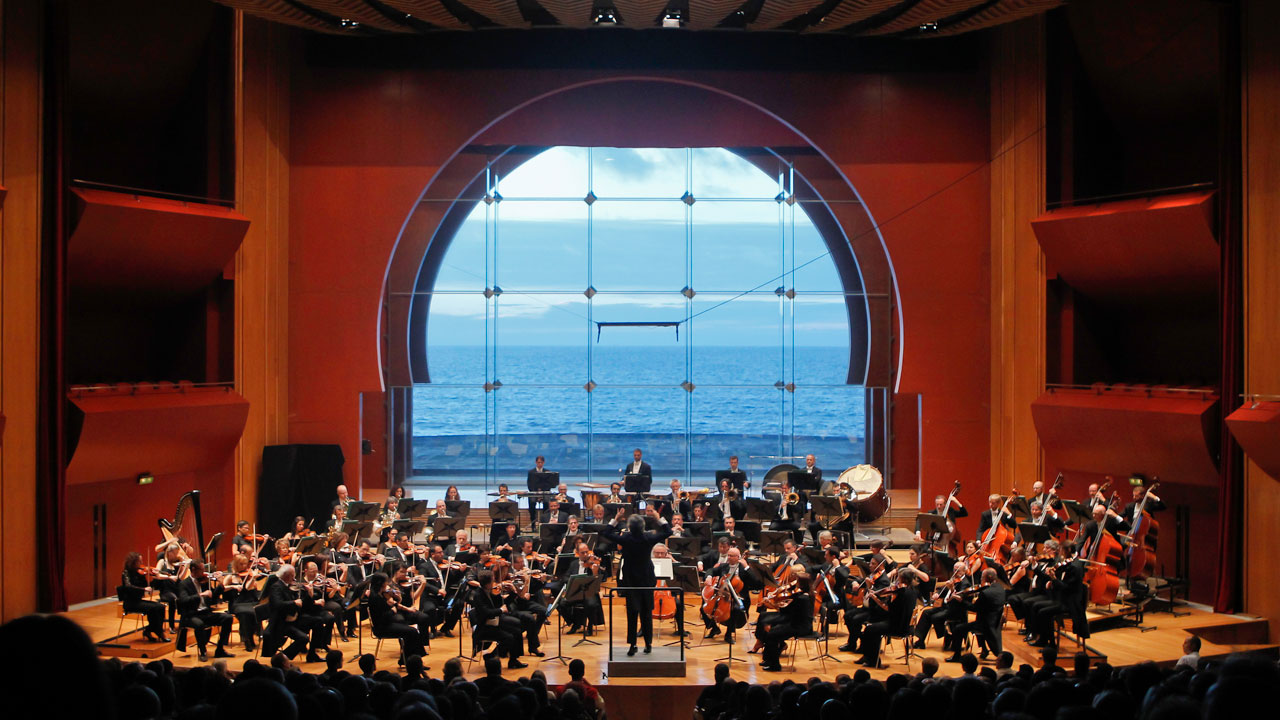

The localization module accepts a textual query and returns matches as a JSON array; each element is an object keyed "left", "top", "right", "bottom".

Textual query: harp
[{"left": 159, "top": 490, "right": 206, "bottom": 560}]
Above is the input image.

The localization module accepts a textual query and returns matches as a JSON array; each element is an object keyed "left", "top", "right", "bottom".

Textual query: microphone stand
[
  {"left": 713, "top": 578, "right": 747, "bottom": 664},
  {"left": 542, "top": 582, "right": 571, "bottom": 665}
]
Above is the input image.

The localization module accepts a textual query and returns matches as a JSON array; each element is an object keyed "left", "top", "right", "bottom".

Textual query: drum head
[
  {"left": 838, "top": 465, "right": 884, "bottom": 495},
  {"left": 764, "top": 464, "right": 800, "bottom": 486}
]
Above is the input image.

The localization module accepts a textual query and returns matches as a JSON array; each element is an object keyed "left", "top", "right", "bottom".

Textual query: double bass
[
  {"left": 1081, "top": 493, "right": 1124, "bottom": 606},
  {"left": 977, "top": 489, "right": 1017, "bottom": 565},
  {"left": 1125, "top": 481, "right": 1160, "bottom": 581},
  {"left": 943, "top": 480, "right": 964, "bottom": 557}
]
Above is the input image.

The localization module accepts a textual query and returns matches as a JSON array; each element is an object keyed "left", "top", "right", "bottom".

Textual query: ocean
[{"left": 411, "top": 345, "right": 869, "bottom": 482}]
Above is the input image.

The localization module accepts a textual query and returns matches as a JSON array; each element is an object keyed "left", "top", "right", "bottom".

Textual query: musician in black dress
[
  {"left": 367, "top": 571, "right": 428, "bottom": 659},
  {"left": 120, "top": 552, "right": 168, "bottom": 642},
  {"left": 759, "top": 575, "right": 813, "bottom": 672},
  {"left": 600, "top": 505, "right": 672, "bottom": 655},
  {"left": 176, "top": 562, "right": 235, "bottom": 662},
  {"left": 470, "top": 571, "right": 528, "bottom": 669},
  {"left": 856, "top": 571, "right": 918, "bottom": 668}
]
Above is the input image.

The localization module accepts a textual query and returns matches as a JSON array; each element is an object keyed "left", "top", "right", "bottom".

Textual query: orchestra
[{"left": 127, "top": 458, "right": 1169, "bottom": 673}]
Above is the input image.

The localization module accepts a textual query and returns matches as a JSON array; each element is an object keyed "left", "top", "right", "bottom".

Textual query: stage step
[
  {"left": 1189, "top": 617, "right": 1271, "bottom": 646},
  {"left": 604, "top": 646, "right": 687, "bottom": 678},
  {"left": 96, "top": 629, "right": 177, "bottom": 659}
]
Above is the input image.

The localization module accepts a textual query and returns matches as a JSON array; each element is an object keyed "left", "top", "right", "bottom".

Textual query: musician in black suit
[
  {"left": 710, "top": 479, "right": 746, "bottom": 531},
  {"left": 1024, "top": 540, "right": 1087, "bottom": 647},
  {"left": 1121, "top": 485, "right": 1166, "bottom": 527},
  {"left": 951, "top": 567, "right": 1007, "bottom": 659},
  {"left": 1023, "top": 500, "right": 1066, "bottom": 541},
  {"left": 265, "top": 564, "right": 320, "bottom": 661},
  {"left": 977, "top": 493, "right": 1017, "bottom": 540},
  {"left": 526, "top": 455, "right": 554, "bottom": 517},
  {"left": 1081, "top": 502, "right": 1130, "bottom": 543},
  {"left": 600, "top": 505, "right": 672, "bottom": 654},
  {"left": 661, "top": 478, "right": 692, "bottom": 522},
  {"left": 176, "top": 562, "right": 235, "bottom": 662},
  {"left": 547, "top": 541, "right": 606, "bottom": 634},
  {"left": 703, "top": 546, "right": 759, "bottom": 643},
  {"left": 759, "top": 575, "right": 813, "bottom": 672},
  {"left": 541, "top": 499, "right": 572, "bottom": 526},
  {"left": 624, "top": 448, "right": 652, "bottom": 487},
  {"left": 769, "top": 477, "right": 806, "bottom": 543},
  {"left": 698, "top": 537, "right": 732, "bottom": 574}
]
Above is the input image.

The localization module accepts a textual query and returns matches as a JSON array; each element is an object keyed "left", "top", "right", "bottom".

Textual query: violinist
[
  {"left": 492, "top": 522, "right": 521, "bottom": 560},
  {"left": 702, "top": 546, "right": 758, "bottom": 644},
  {"left": 856, "top": 569, "right": 918, "bottom": 668},
  {"left": 950, "top": 567, "right": 1007, "bottom": 660},
  {"left": 1004, "top": 546, "right": 1037, "bottom": 627},
  {"left": 601, "top": 506, "right": 671, "bottom": 655},
  {"left": 176, "top": 561, "right": 235, "bottom": 662},
  {"left": 435, "top": 544, "right": 470, "bottom": 638},
  {"left": 504, "top": 553, "right": 548, "bottom": 658},
  {"left": 977, "top": 494, "right": 1017, "bottom": 539},
  {"left": 153, "top": 544, "right": 187, "bottom": 630},
  {"left": 1022, "top": 540, "right": 1087, "bottom": 648},
  {"left": 385, "top": 561, "right": 431, "bottom": 635},
  {"left": 557, "top": 542, "right": 606, "bottom": 635},
  {"left": 222, "top": 553, "right": 265, "bottom": 651},
  {"left": 315, "top": 555, "right": 352, "bottom": 641},
  {"left": 367, "top": 571, "right": 428, "bottom": 660},
  {"left": 814, "top": 545, "right": 850, "bottom": 637},
  {"left": 759, "top": 575, "right": 813, "bottom": 672},
  {"left": 837, "top": 553, "right": 891, "bottom": 653},
  {"left": 913, "top": 560, "right": 971, "bottom": 651},
  {"left": 859, "top": 539, "right": 897, "bottom": 572},
  {"left": 232, "top": 520, "right": 255, "bottom": 554},
  {"left": 264, "top": 564, "right": 319, "bottom": 662},
  {"left": 382, "top": 528, "right": 407, "bottom": 562},
  {"left": 273, "top": 538, "right": 298, "bottom": 570},
  {"left": 120, "top": 551, "right": 169, "bottom": 642},
  {"left": 298, "top": 560, "right": 338, "bottom": 655},
  {"left": 469, "top": 570, "right": 528, "bottom": 669},
  {"left": 445, "top": 530, "right": 476, "bottom": 561},
  {"left": 284, "top": 516, "right": 314, "bottom": 544},
  {"left": 409, "top": 544, "right": 447, "bottom": 628}
]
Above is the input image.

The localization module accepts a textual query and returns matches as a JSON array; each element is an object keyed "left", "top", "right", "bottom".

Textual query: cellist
[{"left": 702, "top": 546, "right": 758, "bottom": 644}]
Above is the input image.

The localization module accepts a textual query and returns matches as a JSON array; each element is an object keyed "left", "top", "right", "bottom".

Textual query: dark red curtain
[{"left": 1213, "top": 3, "right": 1243, "bottom": 615}]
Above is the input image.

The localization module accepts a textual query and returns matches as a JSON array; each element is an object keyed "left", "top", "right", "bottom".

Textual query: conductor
[{"left": 600, "top": 505, "right": 672, "bottom": 656}]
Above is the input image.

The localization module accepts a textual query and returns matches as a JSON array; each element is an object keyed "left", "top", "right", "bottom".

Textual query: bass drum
[
  {"left": 838, "top": 465, "right": 890, "bottom": 523},
  {"left": 763, "top": 464, "right": 800, "bottom": 490}
]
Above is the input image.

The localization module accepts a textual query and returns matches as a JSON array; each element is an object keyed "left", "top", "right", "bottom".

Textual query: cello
[
  {"left": 701, "top": 566, "right": 744, "bottom": 625},
  {"left": 1081, "top": 493, "right": 1124, "bottom": 606},
  {"left": 653, "top": 578, "right": 677, "bottom": 620},
  {"left": 1125, "top": 481, "right": 1160, "bottom": 581}
]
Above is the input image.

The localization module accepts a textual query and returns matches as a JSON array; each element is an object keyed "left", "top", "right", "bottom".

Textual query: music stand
[
  {"left": 800, "top": 546, "right": 824, "bottom": 566},
  {"left": 488, "top": 501, "right": 518, "bottom": 523},
  {"left": 603, "top": 502, "right": 634, "bottom": 519},
  {"left": 810, "top": 495, "right": 842, "bottom": 520},
  {"left": 432, "top": 516, "right": 464, "bottom": 542},
  {"left": 341, "top": 519, "right": 375, "bottom": 543},
  {"left": 552, "top": 553, "right": 576, "bottom": 578},
  {"left": 1018, "top": 522, "right": 1054, "bottom": 551},
  {"left": 391, "top": 520, "right": 426, "bottom": 543},
  {"left": 347, "top": 501, "right": 381, "bottom": 524},
  {"left": 715, "top": 470, "right": 748, "bottom": 492},
  {"left": 565, "top": 574, "right": 603, "bottom": 646},
  {"left": 539, "top": 523, "right": 568, "bottom": 553},
  {"left": 294, "top": 535, "right": 327, "bottom": 557},
  {"left": 744, "top": 498, "right": 776, "bottom": 521},
  {"left": 561, "top": 502, "right": 582, "bottom": 517},
  {"left": 685, "top": 521, "right": 713, "bottom": 544},
  {"left": 758, "top": 531, "right": 790, "bottom": 555},
  {"left": 444, "top": 500, "right": 471, "bottom": 517},
  {"left": 623, "top": 474, "right": 651, "bottom": 493},
  {"left": 831, "top": 530, "right": 852, "bottom": 550},
  {"left": 916, "top": 512, "right": 948, "bottom": 544},
  {"left": 737, "top": 521, "right": 761, "bottom": 544},
  {"left": 1060, "top": 500, "right": 1092, "bottom": 527},
  {"left": 203, "top": 532, "right": 224, "bottom": 564},
  {"left": 667, "top": 536, "right": 701, "bottom": 561},
  {"left": 1007, "top": 495, "right": 1032, "bottom": 520},
  {"left": 396, "top": 499, "right": 429, "bottom": 518},
  {"left": 529, "top": 471, "right": 559, "bottom": 492},
  {"left": 786, "top": 471, "right": 820, "bottom": 493}
]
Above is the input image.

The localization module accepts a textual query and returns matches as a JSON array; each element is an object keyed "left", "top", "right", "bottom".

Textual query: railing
[
  {"left": 67, "top": 381, "right": 236, "bottom": 397},
  {"left": 604, "top": 585, "right": 688, "bottom": 662},
  {"left": 1044, "top": 383, "right": 1218, "bottom": 399},
  {"left": 70, "top": 179, "right": 236, "bottom": 208},
  {"left": 1241, "top": 393, "right": 1280, "bottom": 406}
]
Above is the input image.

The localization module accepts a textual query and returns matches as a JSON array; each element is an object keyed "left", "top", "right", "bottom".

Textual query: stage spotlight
[
  {"left": 919, "top": 21, "right": 939, "bottom": 32},
  {"left": 593, "top": 8, "right": 618, "bottom": 25},
  {"left": 662, "top": 9, "right": 682, "bottom": 28},
  {"left": 137, "top": 472, "right": 155, "bottom": 486},
  {"left": 339, "top": 18, "right": 361, "bottom": 29}
]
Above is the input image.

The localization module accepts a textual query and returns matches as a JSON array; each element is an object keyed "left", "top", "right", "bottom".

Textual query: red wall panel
[{"left": 1226, "top": 401, "right": 1280, "bottom": 481}]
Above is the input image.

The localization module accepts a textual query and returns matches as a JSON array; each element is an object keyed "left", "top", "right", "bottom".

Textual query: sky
[{"left": 426, "top": 147, "right": 855, "bottom": 348}]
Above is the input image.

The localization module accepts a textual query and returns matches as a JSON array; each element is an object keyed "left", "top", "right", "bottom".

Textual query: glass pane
[
  {"left": 592, "top": 319, "right": 687, "bottom": 386},
  {"left": 494, "top": 387, "right": 589, "bottom": 483},
  {"left": 434, "top": 203, "right": 490, "bottom": 291},
  {"left": 494, "top": 294, "right": 589, "bottom": 384},
  {"left": 425, "top": 298, "right": 490, "bottom": 383},
  {"left": 790, "top": 386, "right": 867, "bottom": 473},
  {"left": 590, "top": 387, "right": 688, "bottom": 482},
  {"left": 791, "top": 295, "right": 852, "bottom": 386},
  {"left": 692, "top": 147, "right": 782, "bottom": 200},
  {"left": 591, "top": 147, "right": 687, "bottom": 199},
  {"left": 411, "top": 386, "right": 491, "bottom": 479},
  {"left": 591, "top": 201, "right": 687, "bottom": 291},
  {"left": 691, "top": 201, "right": 785, "bottom": 292},
  {"left": 495, "top": 204, "right": 587, "bottom": 291},
  {"left": 690, "top": 292, "right": 783, "bottom": 386},
  {"left": 690, "top": 386, "right": 785, "bottom": 485},
  {"left": 497, "top": 146, "right": 589, "bottom": 200},
  {"left": 791, "top": 218, "right": 845, "bottom": 292}
]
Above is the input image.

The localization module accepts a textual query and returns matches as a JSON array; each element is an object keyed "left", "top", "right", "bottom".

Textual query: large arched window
[{"left": 411, "top": 147, "right": 873, "bottom": 487}]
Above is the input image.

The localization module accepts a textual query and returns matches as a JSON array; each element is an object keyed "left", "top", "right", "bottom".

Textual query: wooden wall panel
[
  {"left": 1241, "top": 0, "right": 1280, "bottom": 641},
  {"left": 233, "top": 14, "right": 291, "bottom": 525},
  {"left": 989, "top": 17, "right": 1046, "bottom": 497},
  {"left": 0, "top": 0, "right": 43, "bottom": 620}
]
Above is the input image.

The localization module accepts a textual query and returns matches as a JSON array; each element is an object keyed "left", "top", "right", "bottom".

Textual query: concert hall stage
[{"left": 64, "top": 595, "right": 1274, "bottom": 720}]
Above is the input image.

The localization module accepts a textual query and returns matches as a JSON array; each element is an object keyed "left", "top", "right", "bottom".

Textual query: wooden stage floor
[{"left": 65, "top": 592, "right": 1272, "bottom": 720}]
